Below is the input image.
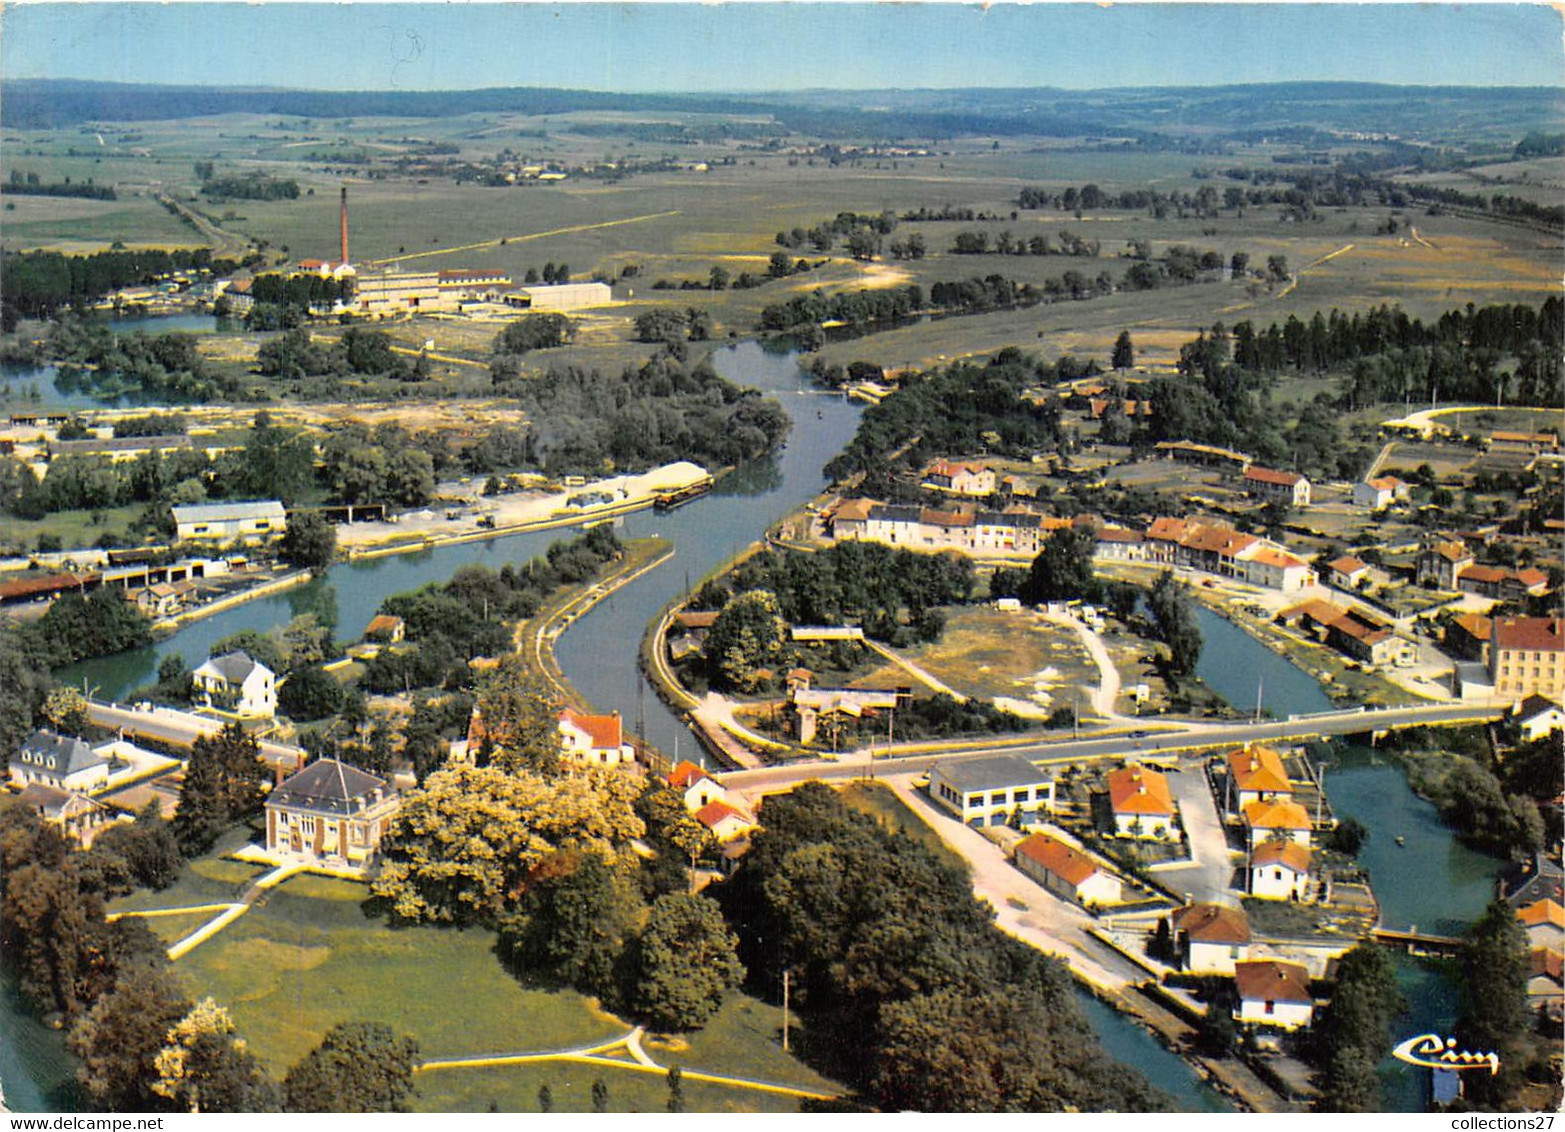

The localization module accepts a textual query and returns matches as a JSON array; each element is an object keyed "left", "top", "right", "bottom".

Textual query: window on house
[{"left": 1264, "top": 1000, "right": 1275, "bottom": 1015}]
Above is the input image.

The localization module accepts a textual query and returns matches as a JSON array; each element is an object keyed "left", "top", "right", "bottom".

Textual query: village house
[
  {"left": 1243, "top": 799, "right": 1313, "bottom": 850},
  {"left": 15, "top": 783, "right": 116, "bottom": 847},
  {"left": 1106, "top": 763, "right": 1176, "bottom": 839},
  {"left": 127, "top": 579, "right": 199, "bottom": 619},
  {"left": 828, "top": 498, "right": 1053, "bottom": 558},
  {"left": 1179, "top": 525, "right": 1259, "bottom": 579},
  {"left": 1094, "top": 526, "right": 1148, "bottom": 562},
  {"left": 1013, "top": 831, "right": 1123, "bottom": 908},
  {"left": 1489, "top": 616, "right": 1565, "bottom": 702},
  {"left": 557, "top": 708, "right": 636, "bottom": 767},
  {"left": 1171, "top": 902, "right": 1251, "bottom": 975},
  {"left": 929, "top": 754, "right": 1056, "bottom": 827},
  {"left": 1226, "top": 745, "right": 1293, "bottom": 812},
  {"left": 1326, "top": 609, "right": 1400, "bottom": 667},
  {"left": 1504, "top": 853, "right": 1564, "bottom": 911},
  {"left": 171, "top": 500, "right": 287, "bottom": 545},
  {"left": 1528, "top": 948, "right": 1563, "bottom": 1020},
  {"left": 1233, "top": 959, "right": 1314, "bottom": 1029},
  {"left": 9, "top": 729, "right": 111, "bottom": 793},
  {"left": 1352, "top": 476, "right": 1411, "bottom": 511},
  {"left": 1241, "top": 547, "right": 1316, "bottom": 594},
  {"left": 1249, "top": 839, "right": 1312, "bottom": 901},
  {"left": 265, "top": 757, "right": 399, "bottom": 874},
  {"left": 694, "top": 798, "right": 758, "bottom": 844},
  {"left": 1513, "top": 695, "right": 1565, "bottom": 742},
  {"left": 1458, "top": 564, "right": 1550, "bottom": 602},
  {"left": 1144, "top": 517, "right": 1192, "bottom": 564},
  {"left": 1243, "top": 466, "right": 1311, "bottom": 508},
  {"left": 1327, "top": 555, "right": 1372, "bottom": 591},
  {"left": 192, "top": 650, "right": 277, "bottom": 718},
  {"left": 921, "top": 459, "right": 996, "bottom": 497},
  {"left": 1518, "top": 898, "right": 1565, "bottom": 953},
  {"left": 788, "top": 671, "right": 903, "bottom": 746},
  {"left": 363, "top": 614, "right": 406, "bottom": 644},
  {"left": 1416, "top": 540, "right": 1475, "bottom": 590},
  {"left": 1444, "top": 613, "right": 1493, "bottom": 662},
  {"left": 666, "top": 761, "right": 727, "bottom": 812}
]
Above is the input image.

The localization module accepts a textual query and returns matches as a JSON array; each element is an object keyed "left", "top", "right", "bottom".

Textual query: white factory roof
[{"left": 172, "top": 500, "right": 286, "bottom": 524}]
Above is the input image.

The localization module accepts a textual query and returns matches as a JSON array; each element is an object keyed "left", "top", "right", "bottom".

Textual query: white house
[
  {"left": 1327, "top": 555, "right": 1372, "bottom": 591},
  {"left": 1240, "top": 547, "right": 1316, "bottom": 593},
  {"left": 1243, "top": 799, "right": 1313, "bottom": 850},
  {"left": 171, "top": 500, "right": 287, "bottom": 545},
  {"left": 1352, "top": 476, "right": 1411, "bottom": 511},
  {"left": 9, "top": 730, "right": 111, "bottom": 793},
  {"left": 1014, "top": 831, "right": 1123, "bottom": 908},
  {"left": 1171, "top": 902, "right": 1251, "bottom": 975},
  {"left": 15, "top": 783, "right": 116, "bottom": 848},
  {"left": 1249, "top": 839, "right": 1312, "bottom": 901},
  {"left": 1106, "top": 764, "right": 1176, "bottom": 839},
  {"left": 1243, "top": 466, "right": 1311, "bottom": 508},
  {"left": 929, "top": 754, "right": 1055, "bottom": 827},
  {"left": 1226, "top": 745, "right": 1293, "bottom": 813},
  {"left": 1513, "top": 695, "right": 1565, "bottom": 742},
  {"left": 192, "top": 651, "right": 277, "bottom": 718},
  {"left": 1233, "top": 959, "right": 1314, "bottom": 1029},
  {"left": 666, "top": 761, "right": 727, "bottom": 812},
  {"left": 557, "top": 708, "right": 636, "bottom": 767}
]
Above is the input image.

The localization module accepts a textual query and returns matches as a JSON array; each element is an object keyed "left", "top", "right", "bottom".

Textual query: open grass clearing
[
  {"left": 412, "top": 1060, "right": 810, "bottom": 1113},
  {"left": 107, "top": 850, "right": 268, "bottom": 914}
]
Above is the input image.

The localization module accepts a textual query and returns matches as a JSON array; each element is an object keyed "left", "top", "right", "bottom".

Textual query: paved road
[
  {"left": 1158, "top": 765, "right": 1240, "bottom": 906},
  {"left": 721, "top": 701, "right": 1503, "bottom": 792},
  {"left": 88, "top": 701, "right": 303, "bottom": 770}
]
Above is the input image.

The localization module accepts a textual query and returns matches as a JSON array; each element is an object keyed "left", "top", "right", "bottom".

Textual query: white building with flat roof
[
  {"left": 929, "top": 754, "right": 1055, "bottom": 827},
  {"left": 172, "top": 501, "right": 286, "bottom": 544}
]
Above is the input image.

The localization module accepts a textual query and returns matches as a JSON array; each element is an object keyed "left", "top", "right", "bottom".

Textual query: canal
[{"left": 22, "top": 332, "right": 1499, "bottom": 1113}]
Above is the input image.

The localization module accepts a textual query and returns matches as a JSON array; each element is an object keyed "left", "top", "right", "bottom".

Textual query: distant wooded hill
[{"left": 3, "top": 79, "right": 1561, "bottom": 147}]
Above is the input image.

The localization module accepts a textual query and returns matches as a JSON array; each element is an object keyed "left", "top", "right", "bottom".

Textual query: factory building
[{"left": 501, "top": 282, "right": 613, "bottom": 311}]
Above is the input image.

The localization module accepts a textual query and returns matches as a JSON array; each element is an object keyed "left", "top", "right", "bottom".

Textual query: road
[
  {"left": 720, "top": 701, "right": 1503, "bottom": 792},
  {"left": 87, "top": 701, "right": 303, "bottom": 770},
  {"left": 1157, "top": 765, "right": 1240, "bottom": 906},
  {"left": 1042, "top": 611, "right": 1123, "bottom": 718}
]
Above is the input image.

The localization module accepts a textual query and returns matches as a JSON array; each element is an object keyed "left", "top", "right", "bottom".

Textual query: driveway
[{"left": 1158, "top": 761, "right": 1241, "bottom": 906}]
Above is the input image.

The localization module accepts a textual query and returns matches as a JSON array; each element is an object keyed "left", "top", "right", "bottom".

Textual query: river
[
  {"left": 1, "top": 313, "right": 225, "bottom": 409},
  {"left": 18, "top": 333, "right": 1497, "bottom": 1113}
]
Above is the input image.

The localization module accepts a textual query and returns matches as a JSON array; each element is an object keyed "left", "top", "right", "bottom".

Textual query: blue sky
[{"left": 3, "top": 3, "right": 1561, "bottom": 92}]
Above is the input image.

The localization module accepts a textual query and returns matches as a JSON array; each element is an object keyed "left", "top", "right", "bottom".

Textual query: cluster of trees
[
  {"left": 1455, "top": 899, "right": 1542, "bottom": 1110},
  {"left": 493, "top": 313, "right": 573, "bottom": 354},
  {"left": 242, "top": 274, "right": 355, "bottom": 328},
  {"left": 258, "top": 327, "right": 424, "bottom": 383},
  {"left": 372, "top": 657, "right": 746, "bottom": 1032},
  {"left": 758, "top": 284, "right": 923, "bottom": 336},
  {"left": 199, "top": 172, "right": 301, "bottom": 201},
  {"left": 899, "top": 205, "right": 993, "bottom": 222},
  {"left": 1309, "top": 945, "right": 1405, "bottom": 1110},
  {"left": 4, "top": 170, "right": 115, "bottom": 199},
  {"left": 363, "top": 526, "right": 622, "bottom": 695},
  {"left": 950, "top": 228, "right": 1101, "bottom": 257},
  {"left": 37, "top": 319, "right": 249, "bottom": 404},
  {"left": 521, "top": 262, "right": 571, "bottom": 285},
  {"left": 506, "top": 353, "right": 790, "bottom": 477},
  {"left": 0, "top": 247, "right": 238, "bottom": 321},
  {"left": 13, "top": 587, "right": 153, "bottom": 670},
  {"left": 318, "top": 421, "right": 436, "bottom": 506},
  {"left": 1018, "top": 182, "right": 1236, "bottom": 216},
  {"left": 631, "top": 308, "right": 715, "bottom": 347},
  {"left": 825, "top": 349, "right": 1065, "bottom": 482},
  {"left": 688, "top": 544, "right": 971, "bottom": 691},
  {"left": 1147, "top": 571, "right": 1203, "bottom": 676},
  {"left": 716, "top": 784, "right": 1170, "bottom": 1111},
  {"left": 775, "top": 210, "right": 899, "bottom": 258}
]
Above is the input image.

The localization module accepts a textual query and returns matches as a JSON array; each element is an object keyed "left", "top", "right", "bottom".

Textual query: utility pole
[{"left": 781, "top": 969, "right": 791, "bottom": 1052}]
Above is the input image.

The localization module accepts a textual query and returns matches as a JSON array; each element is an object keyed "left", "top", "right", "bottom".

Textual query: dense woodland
[{"left": 0, "top": 248, "right": 241, "bottom": 325}]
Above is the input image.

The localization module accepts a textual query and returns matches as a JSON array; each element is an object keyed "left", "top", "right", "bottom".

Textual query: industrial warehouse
[{"left": 222, "top": 187, "right": 615, "bottom": 317}]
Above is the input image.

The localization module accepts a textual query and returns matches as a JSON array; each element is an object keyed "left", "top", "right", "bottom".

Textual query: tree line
[
  {"left": 4, "top": 170, "right": 116, "bottom": 200},
  {"left": 0, "top": 247, "right": 240, "bottom": 323},
  {"left": 199, "top": 172, "right": 301, "bottom": 201}
]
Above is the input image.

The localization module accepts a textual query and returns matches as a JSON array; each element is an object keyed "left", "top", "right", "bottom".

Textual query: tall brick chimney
[{"left": 339, "top": 186, "right": 349, "bottom": 266}]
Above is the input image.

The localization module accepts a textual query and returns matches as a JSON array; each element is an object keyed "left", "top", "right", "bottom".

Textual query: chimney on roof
[{"left": 340, "top": 186, "right": 349, "bottom": 267}]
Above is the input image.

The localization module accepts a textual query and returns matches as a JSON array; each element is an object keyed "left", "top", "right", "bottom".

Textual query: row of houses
[
  {"left": 1416, "top": 539, "right": 1550, "bottom": 600},
  {"left": 1446, "top": 615, "right": 1565, "bottom": 702},
  {"left": 1275, "top": 597, "right": 1414, "bottom": 668}
]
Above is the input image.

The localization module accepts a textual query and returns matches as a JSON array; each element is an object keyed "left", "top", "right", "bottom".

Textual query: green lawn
[
  {"left": 413, "top": 1061, "right": 807, "bottom": 1114},
  {"left": 108, "top": 852, "right": 267, "bottom": 914},
  {"left": 838, "top": 782, "right": 963, "bottom": 866}
]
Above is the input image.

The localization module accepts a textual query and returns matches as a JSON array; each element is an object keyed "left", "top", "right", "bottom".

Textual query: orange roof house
[
  {"left": 1108, "top": 765, "right": 1174, "bottom": 816},
  {"left": 1227, "top": 745, "right": 1292, "bottom": 803},
  {"left": 1172, "top": 902, "right": 1251, "bottom": 944},
  {"left": 1252, "top": 839, "right": 1312, "bottom": 874},
  {"left": 1243, "top": 798, "right": 1313, "bottom": 848},
  {"left": 1016, "top": 832, "right": 1101, "bottom": 888},
  {"left": 1519, "top": 898, "right": 1565, "bottom": 931}
]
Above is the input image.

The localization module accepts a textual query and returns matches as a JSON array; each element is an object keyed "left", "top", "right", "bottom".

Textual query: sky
[{"left": 2, "top": 2, "right": 1561, "bottom": 93}]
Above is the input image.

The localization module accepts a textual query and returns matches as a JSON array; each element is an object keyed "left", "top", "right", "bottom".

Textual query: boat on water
[
  {"left": 653, "top": 480, "right": 713, "bottom": 511},
  {"left": 1395, "top": 835, "right": 1407, "bottom": 847}
]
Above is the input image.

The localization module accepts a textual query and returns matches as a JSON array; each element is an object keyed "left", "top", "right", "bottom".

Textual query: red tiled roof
[
  {"left": 1430, "top": 540, "right": 1473, "bottom": 563},
  {"left": 1494, "top": 618, "right": 1565, "bottom": 654},
  {"left": 1253, "top": 840, "right": 1312, "bottom": 873},
  {"left": 1146, "top": 517, "right": 1190, "bottom": 543},
  {"left": 1245, "top": 466, "right": 1305, "bottom": 487},
  {"left": 1172, "top": 902, "right": 1251, "bottom": 944},
  {"left": 924, "top": 459, "right": 986, "bottom": 479},
  {"left": 1248, "top": 547, "right": 1308, "bottom": 570},
  {"left": 0, "top": 572, "right": 96, "bottom": 601},
  {"left": 1451, "top": 613, "right": 1492, "bottom": 640},
  {"left": 1328, "top": 556, "right": 1368, "bottom": 575},
  {"left": 923, "top": 508, "right": 975, "bottom": 528},
  {"left": 1460, "top": 564, "right": 1508, "bottom": 585},
  {"left": 674, "top": 610, "right": 720, "bottom": 630},
  {"left": 1016, "top": 832, "right": 1102, "bottom": 887},
  {"left": 1107, "top": 765, "right": 1174, "bottom": 815},
  {"left": 833, "top": 498, "right": 874, "bottom": 523},
  {"left": 1515, "top": 568, "right": 1550, "bottom": 589},
  {"left": 666, "top": 761, "right": 710, "bottom": 790},
  {"left": 695, "top": 799, "right": 751, "bottom": 830},
  {"left": 1279, "top": 598, "right": 1346, "bottom": 626},
  {"left": 1244, "top": 798, "right": 1312, "bottom": 830},
  {"left": 365, "top": 614, "right": 402, "bottom": 636},
  {"left": 558, "top": 708, "right": 622, "bottom": 751},
  {"left": 1368, "top": 475, "right": 1406, "bottom": 490},
  {"left": 1097, "top": 527, "right": 1145, "bottom": 544},
  {"left": 1228, "top": 746, "right": 1291, "bottom": 794},
  {"left": 1182, "top": 527, "right": 1258, "bottom": 558},
  {"left": 1531, "top": 948, "right": 1564, "bottom": 983},
  {"left": 1234, "top": 959, "right": 1311, "bottom": 1004},
  {"left": 1330, "top": 616, "right": 1391, "bottom": 646}
]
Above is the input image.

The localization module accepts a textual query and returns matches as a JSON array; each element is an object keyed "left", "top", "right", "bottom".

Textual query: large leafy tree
[
  {"left": 1312, "top": 944, "right": 1404, "bottom": 1112},
  {"left": 278, "top": 666, "right": 345, "bottom": 722},
  {"left": 280, "top": 510, "right": 337, "bottom": 571},
  {"left": 1147, "top": 570, "right": 1203, "bottom": 675},
  {"left": 499, "top": 849, "right": 647, "bottom": 1001},
  {"left": 283, "top": 1022, "right": 420, "bottom": 1112},
  {"left": 1458, "top": 897, "right": 1531, "bottom": 1107},
  {"left": 69, "top": 965, "right": 191, "bottom": 1111},
  {"left": 372, "top": 763, "right": 644, "bottom": 925},
  {"left": 171, "top": 723, "right": 268, "bottom": 855},
  {"left": 704, "top": 589, "right": 789, "bottom": 692},
  {"left": 1021, "top": 527, "right": 1101, "bottom": 605},
  {"left": 152, "top": 998, "right": 279, "bottom": 1113},
  {"left": 474, "top": 657, "right": 566, "bottom": 775},
  {"left": 631, "top": 893, "right": 744, "bottom": 1031}
]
